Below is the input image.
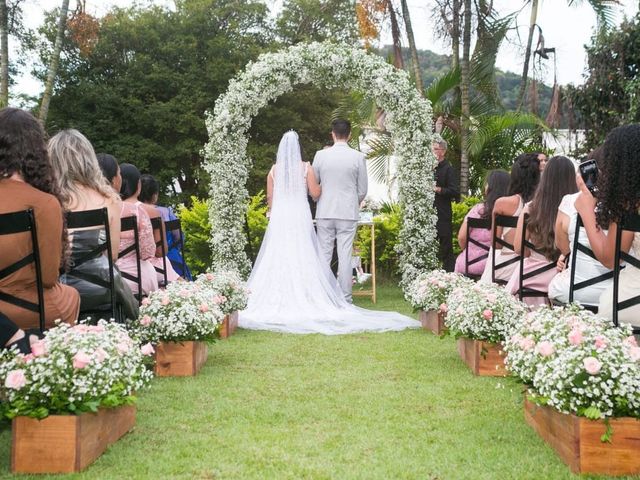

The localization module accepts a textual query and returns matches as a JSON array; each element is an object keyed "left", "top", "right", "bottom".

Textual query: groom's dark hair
[{"left": 332, "top": 119, "right": 351, "bottom": 139}]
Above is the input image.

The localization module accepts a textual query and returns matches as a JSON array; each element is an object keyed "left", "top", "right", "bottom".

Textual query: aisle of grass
[{"left": 0, "top": 284, "right": 636, "bottom": 479}]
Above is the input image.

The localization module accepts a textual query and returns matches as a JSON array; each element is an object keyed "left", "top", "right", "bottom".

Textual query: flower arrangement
[
  {"left": 134, "top": 280, "right": 225, "bottom": 344},
  {"left": 506, "top": 305, "right": 640, "bottom": 420},
  {"left": 444, "top": 283, "right": 527, "bottom": 343},
  {"left": 195, "top": 270, "right": 249, "bottom": 315},
  {"left": 404, "top": 270, "right": 473, "bottom": 312},
  {"left": 0, "top": 321, "right": 153, "bottom": 420},
  {"left": 203, "top": 41, "right": 438, "bottom": 284}
]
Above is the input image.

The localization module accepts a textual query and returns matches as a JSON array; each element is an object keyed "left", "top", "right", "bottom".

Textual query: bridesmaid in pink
[{"left": 117, "top": 163, "right": 159, "bottom": 296}]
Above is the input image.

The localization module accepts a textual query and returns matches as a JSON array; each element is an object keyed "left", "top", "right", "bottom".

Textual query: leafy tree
[
  {"left": 277, "top": 0, "right": 359, "bottom": 44},
  {"left": 39, "top": 0, "right": 69, "bottom": 122}
]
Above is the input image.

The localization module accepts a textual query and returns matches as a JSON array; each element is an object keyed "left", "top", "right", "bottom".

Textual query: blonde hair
[{"left": 48, "top": 129, "right": 117, "bottom": 207}]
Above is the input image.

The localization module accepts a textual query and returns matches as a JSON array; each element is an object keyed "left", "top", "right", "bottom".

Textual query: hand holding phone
[{"left": 579, "top": 159, "right": 598, "bottom": 194}]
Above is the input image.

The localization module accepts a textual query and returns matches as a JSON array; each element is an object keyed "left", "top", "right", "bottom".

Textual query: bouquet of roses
[
  {"left": 444, "top": 283, "right": 527, "bottom": 343},
  {"left": 195, "top": 270, "right": 249, "bottom": 315},
  {"left": 0, "top": 321, "right": 153, "bottom": 420},
  {"left": 404, "top": 270, "right": 473, "bottom": 312},
  {"left": 528, "top": 315, "right": 640, "bottom": 420},
  {"left": 134, "top": 280, "right": 225, "bottom": 344}
]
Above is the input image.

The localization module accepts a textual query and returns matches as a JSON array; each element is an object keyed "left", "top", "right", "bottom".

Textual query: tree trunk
[
  {"left": 399, "top": 0, "right": 423, "bottom": 94},
  {"left": 517, "top": 0, "right": 539, "bottom": 110},
  {"left": 0, "top": 0, "right": 8, "bottom": 107},
  {"left": 451, "top": 0, "right": 460, "bottom": 71},
  {"left": 387, "top": 0, "right": 404, "bottom": 69},
  {"left": 39, "top": 0, "right": 70, "bottom": 123},
  {"left": 459, "top": 0, "right": 472, "bottom": 195}
]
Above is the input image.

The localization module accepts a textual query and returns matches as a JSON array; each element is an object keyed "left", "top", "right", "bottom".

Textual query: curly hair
[
  {"left": 508, "top": 153, "right": 541, "bottom": 202},
  {"left": 596, "top": 124, "right": 640, "bottom": 228},
  {"left": 0, "top": 108, "right": 69, "bottom": 269},
  {"left": 527, "top": 156, "right": 578, "bottom": 260}
]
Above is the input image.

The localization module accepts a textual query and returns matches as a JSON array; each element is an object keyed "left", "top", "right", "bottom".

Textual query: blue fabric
[{"left": 157, "top": 205, "right": 192, "bottom": 281}]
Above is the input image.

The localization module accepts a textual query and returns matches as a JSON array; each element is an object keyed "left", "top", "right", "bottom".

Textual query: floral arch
[{"left": 203, "top": 41, "right": 438, "bottom": 288}]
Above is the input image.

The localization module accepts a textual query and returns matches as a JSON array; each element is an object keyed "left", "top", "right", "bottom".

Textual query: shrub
[
  {"left": 452, "top": 196, "right": 482, "bottom": 255},
  {"left": 178, "top": 197, "right": 212, "bottom": 275},
  {"left": 355, "top": 203, "right": 401, "bottom": 279}
]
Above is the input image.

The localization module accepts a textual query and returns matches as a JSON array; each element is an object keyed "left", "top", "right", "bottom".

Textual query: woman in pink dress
[
  {"left": 455, "top": 170, "right": 510, "bottom": 276},
  {"left": 117, "top": 163, "right": 159, "bottom": 296},
  {"left": 507, "top": 156, "right": 578, "bottom": 307}
]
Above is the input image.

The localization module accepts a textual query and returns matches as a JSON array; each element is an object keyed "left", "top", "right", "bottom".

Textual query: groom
[{"left": 313, "top": 119, "right": 368, "bottom": 303}]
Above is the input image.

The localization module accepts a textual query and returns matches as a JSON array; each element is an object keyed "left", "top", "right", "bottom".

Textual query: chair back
[
  {"left": 613, "top": 212, "right": 640, "bottom": 334},
  {"left": 516, "top": 214, "right": 557, "bottom": 302},
  {"left": 164, "top": 218, "right": 187, "bottom": 276},
  {"left": 491, "top": 214, "right": 520, "bottom": 285},
  {"left": 119, "top": 215, "right": 143, "bottom": 303},
  {"left": 150, "top": 216, "right": 168, "bottom": 287},
  {"left": 464, "top": 216, "right": 491, "bottom": 280},
  {"left": 568, "top": 214, "right": 613, "bottom": 312},
  {"left": 66, "top": 208, "right": 118, "bottom": 320},
  {"left": 0, "top": 209, "right": 45, "bottom": 332}
]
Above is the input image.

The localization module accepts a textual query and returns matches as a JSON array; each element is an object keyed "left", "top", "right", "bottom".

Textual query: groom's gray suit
[{"left": 313, "top": 141, "right": 368, "bottom": 302}]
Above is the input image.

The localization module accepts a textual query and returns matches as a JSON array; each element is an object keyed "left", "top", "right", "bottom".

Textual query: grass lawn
[{"left": 0, "top": 284, "right": 636, "bottom": 479}]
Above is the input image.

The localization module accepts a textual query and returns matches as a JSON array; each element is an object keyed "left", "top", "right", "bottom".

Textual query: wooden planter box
[
  {"left": 524, "top": 394, "right": 640, "bottom": 476},
  {"left": 154, "top": 340, "right": 208, "bottom": 377},
  {"left": 418, "top": 310, "right": 447, "bottom": 335},
  {"left": 219, "top": 311, "right": 238, "bottom": 339},
  {"left": 456, "top": 337, "right": 506, "bottom": 376},
  {"left": 11, "top": 405, "right": 136, "bottom": 474}
]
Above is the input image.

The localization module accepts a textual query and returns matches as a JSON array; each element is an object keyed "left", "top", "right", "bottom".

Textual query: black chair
[
  {"left": 65, "top": 208, "right": 119, "bottom": 321},
  {"left": 150, "top": 217, "right": 168, "bottom": 287},
  {"left": 491, "top": 214, "right": 521, "bottom": 285},
  {"left": 0, "top": 209, "right": 45, "bottom": 332},
  {"left": 613, "top": 212, "right": 640, "bottom": 334},
  {"left": 464, "top": 216, "right": 491, "bottom": 280},
  {"left": 515, "top": 214, "right": 557, "bottom": 302},
  {"left": 118, "top": 216, "right": 143, "bottom": 304},
  {"left": 164, "top": 218, "right": 187, "bottom": 277},
  {"left": 567, "top": 214, "right": 614, "bottom": 313}
]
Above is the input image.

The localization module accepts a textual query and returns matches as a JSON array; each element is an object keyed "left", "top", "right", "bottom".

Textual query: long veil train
[{"left": 239, "top": 131, "right": 420, "bottom": 335}]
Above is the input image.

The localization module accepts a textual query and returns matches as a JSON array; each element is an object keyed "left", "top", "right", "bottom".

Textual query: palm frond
[
  {"left": 366, "top": 133, "right": 394, "bottom": 185},
  {"left": 468, "top": 112, "right": 548, "bottom": 157},
  {"left": 568, "top": 0, "right": 621, "bottom": 27}
]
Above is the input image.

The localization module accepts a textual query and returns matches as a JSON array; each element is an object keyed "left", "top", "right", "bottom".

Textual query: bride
[{"left": 239, "top": 130, "right": 420, "bottom": 334}]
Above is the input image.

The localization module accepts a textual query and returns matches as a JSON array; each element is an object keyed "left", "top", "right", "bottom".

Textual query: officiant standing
[{"left": 432, "top": 139, "right": 459, "bottom": 272}]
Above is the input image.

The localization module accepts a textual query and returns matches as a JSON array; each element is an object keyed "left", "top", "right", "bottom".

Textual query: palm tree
[
  {"left": 459, "top": 0, "right": 471, "bottom": 194},
  {"left": 39, "top": 0, "right": 70, "bottom": 122},
  {"left": 517, "top": 0, "right": 620, "bottom": 109},
  {"left": 0, "top": 0, "right": 8, "bottom": 107},
  {"left": 399, "top": 0, "right": 423, "bottom": 93}
]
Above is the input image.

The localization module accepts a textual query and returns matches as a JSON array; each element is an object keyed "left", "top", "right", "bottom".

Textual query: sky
[{"left": 11, "top": 0, "right": 640, "bottom": 97}]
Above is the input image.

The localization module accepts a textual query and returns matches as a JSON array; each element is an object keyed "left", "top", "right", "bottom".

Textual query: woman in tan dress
[{"left": 0, "top": 108, "right": 79, "bottom": 330}]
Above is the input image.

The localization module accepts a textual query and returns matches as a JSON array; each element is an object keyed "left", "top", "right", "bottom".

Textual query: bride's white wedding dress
[{"left": 239, "top": 131, "right": 420, "bottom": 335}]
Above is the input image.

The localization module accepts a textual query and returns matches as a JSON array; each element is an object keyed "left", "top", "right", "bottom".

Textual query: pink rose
[
  {"left": 72, "top": 324, "right": 90, "bottom": 334},
  {"left": 594, "top": 335, "right": 608, "bottom": 350},
  {"left": 140, "top": 343, "right": 155, "bottom": 356},
  {"left": 30, "top": 340, "right": 47, "bottom": 357},
  {"left": 206, "top": 273, "right": 215, "bottom": 281},
  {"left": 179, "top": 289, "right": 190, "bottom": 298},
  {"left": 88, "top": 325, "right": 105, "bottom": 333},
  {"left": 94, "top": 347, "right": 107, "bottom": 363},
  {"left": 161, "top": 296, "right": 171, "bottom": 306},
  {"left": 5, "top": 369, "right": 27, "bottom": 389},
  {"left": 140, "top": 315, "right": 152, "bottom": 326},
  {"left": 439, "top": 303, "right": 448, "bottom": 313},
  {"left": 199, "top": 303, "right": 209, "bottom": 313},
  {"left": 116, "top": 342, "right": 130, "bottom": 354},
  {"left": 568, "top": 329, "right": 583, "bottom": 346},
  {"left": 21, "top": 353, "right": 35, "bottom": 363},
  {"left": 624, "top": 336, "right": 638, "bottom": 348},
  {"left": 213, "top": 295, "right": 227, "bottom": 305},
  {"left": 141, "top": 298, "right": 151, "bottom": 306},
  {"left": 628, "top": 346, "right": 640, "bottom": 362},
  {"left": 536, "top": 341, "right": 555, "bottom": 357},
  {"left": 482, "top": 309, "right": 493, "bottom": 321},
  {"left": 519, "top": 336, "right": 536, "bottom": 352},
  {"left": 583, "top": 356, "right": 602, "bottom": 375},
  {"left": 72, "top": 351, "right": 91, "bottom": 369}
]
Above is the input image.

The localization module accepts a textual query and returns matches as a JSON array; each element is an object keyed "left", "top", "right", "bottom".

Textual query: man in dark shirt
[{"left": 432, "top": 139, "right": 459, "bottom": 271}]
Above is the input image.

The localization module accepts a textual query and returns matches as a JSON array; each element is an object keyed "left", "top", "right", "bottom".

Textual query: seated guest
[
  {"left": 0, "top": 108, "right": 80, "bottom": 330},
  {"left": 139, "top": 174, "right": 191, "bottom": 280},
  {"left": 117, "top": 163, "right": 159, "bottom": 295},
  {"left": 576, "top": 124, "right": 640, "bottom": 329},
  {"left": 480, "top": 153, "right": 541, "bottom": 283},
  {"left": 96, "top": 153, "right": 122, "bottom": 193},
  {"left": 549, "top": 149, "right": 612, "bottom": 306},
  {"left": 506, "top": 156, "right": 578, "bottom": 307},
  {"left": 138, "top": 174, "right": 180, "bottom": 282},
  {"left": 48, "top": 130, "right": 139, "bottom": 321},
  {"left": 455, "top": 170, "right": 510, "bottom": 276}
]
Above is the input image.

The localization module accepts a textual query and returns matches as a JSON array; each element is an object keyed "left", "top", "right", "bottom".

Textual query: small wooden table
[{"left": 352, "top": 220, "right": 376, "bottom": 304}]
